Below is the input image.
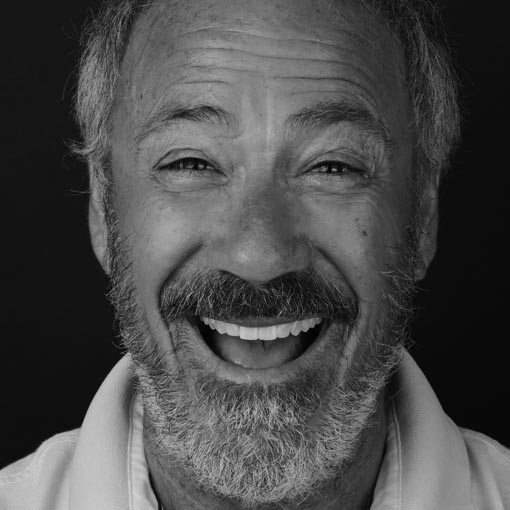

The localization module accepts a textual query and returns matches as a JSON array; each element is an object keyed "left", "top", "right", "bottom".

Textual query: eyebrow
[
  {"left": 136, "top": 99, "right": 392, "bottom": 154},
  {"left": 135, "top": 103, "right": 240, "bottom": 146},
  {"left": 284, "top": 100, "right": 392, "bottom": 151}
]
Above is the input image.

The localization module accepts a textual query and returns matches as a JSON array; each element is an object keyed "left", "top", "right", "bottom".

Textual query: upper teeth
[{"left": 199, "top": 317, "right": 322, "bottom": 341}]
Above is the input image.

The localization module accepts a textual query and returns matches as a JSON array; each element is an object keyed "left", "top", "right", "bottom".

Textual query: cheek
[
  {"left": 114, "top": 182, "right": 207, "bottom": 315},
  {"left": 304, "top": 188, "right": 413, "bottom": 299}
]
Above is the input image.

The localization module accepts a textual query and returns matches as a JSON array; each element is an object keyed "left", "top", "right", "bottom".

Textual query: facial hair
[{"left": 104, "top": 197, "right": 417, "bottom": 508}]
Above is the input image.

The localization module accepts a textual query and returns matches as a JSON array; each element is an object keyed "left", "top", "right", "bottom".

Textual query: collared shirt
[{"left": 1, "top": 351, "right": 509, "bottom": 509}]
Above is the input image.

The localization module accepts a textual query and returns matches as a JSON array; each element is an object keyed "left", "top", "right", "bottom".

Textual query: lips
[{"left": 196, "top": 316, "right": 326, "bottom": 369}]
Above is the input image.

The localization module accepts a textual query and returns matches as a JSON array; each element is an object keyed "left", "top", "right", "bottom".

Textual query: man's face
[{"left": 92, "top": 0, "right": 432, "bottom": 505}]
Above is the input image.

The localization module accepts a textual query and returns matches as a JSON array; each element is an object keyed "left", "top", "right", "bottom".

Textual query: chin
[{"left": 128, "top": 306, "right": 399, "bottom": 507}]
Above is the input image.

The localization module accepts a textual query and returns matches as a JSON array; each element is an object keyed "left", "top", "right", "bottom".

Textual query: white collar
[{"left": 371, "top": 350, "right": 475, "bottom": 510}]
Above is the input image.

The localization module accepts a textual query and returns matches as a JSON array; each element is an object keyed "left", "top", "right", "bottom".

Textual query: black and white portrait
[{"left": 1, "top": 1, "right": 508, "bottom": 509}]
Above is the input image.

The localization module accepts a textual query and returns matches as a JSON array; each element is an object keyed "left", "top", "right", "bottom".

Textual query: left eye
[
  {"left": 159, "top": 157, "right": 215, "bottom": 172},
  {"left": 311, "top": 161, "right": 359, "bottom": 175}
]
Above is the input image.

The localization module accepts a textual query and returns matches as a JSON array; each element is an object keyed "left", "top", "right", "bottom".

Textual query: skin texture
[{"left": 89, "top": 0, "right": 439, "bottom": 508}]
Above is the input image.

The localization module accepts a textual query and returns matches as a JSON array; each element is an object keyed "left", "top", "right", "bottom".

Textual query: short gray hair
[{"left": 74, "top": 0, "right": 460, "bottom": 191}]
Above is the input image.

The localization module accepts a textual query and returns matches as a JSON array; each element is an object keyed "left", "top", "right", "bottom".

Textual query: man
[{"left": 1, "top": 0, "right": 508, "bottom": 508}]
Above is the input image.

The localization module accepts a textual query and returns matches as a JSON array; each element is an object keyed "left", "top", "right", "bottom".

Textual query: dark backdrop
[{"left": 1, "top": 1, "right": 508, "bottom": 467}]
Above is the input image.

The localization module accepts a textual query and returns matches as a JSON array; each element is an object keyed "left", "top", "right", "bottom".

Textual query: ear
[
  {"left": 89, "top": 172, "right": 110, "bottom": 275},
  {"left": 414, "top": 177, "right": 439, "bottom": 281}
]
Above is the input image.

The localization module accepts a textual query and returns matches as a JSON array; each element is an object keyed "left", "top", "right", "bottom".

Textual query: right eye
[{"left": 158, "top": 157, "right": 216, "bottom": 172}]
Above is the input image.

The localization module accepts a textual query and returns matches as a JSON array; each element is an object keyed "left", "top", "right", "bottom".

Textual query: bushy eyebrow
[
  {"left": 284, "top": 100, "right": 392, "bottom": 152},
  {"left": 135, "top": 98, "right": 392, "bottom": 155},
  {"left": 135, "top": 103, "right": 240, "bottom": 146}
]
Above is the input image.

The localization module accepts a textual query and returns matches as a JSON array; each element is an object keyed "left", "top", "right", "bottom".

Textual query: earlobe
[
  {"left": 89, "top": 174, "right": 110, "bottom": 274},
  {"left": 414, "top": 180, "right": 439, "bottom": 281}
]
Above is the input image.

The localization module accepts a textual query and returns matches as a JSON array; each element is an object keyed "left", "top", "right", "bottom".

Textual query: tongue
[{"left": 210, "top": 332, "right": 305, "bottom": 369}]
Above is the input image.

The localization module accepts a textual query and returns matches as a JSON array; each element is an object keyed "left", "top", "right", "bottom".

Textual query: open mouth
[{"left": 193, "top": 316, "right": 328, "bottom": 369}]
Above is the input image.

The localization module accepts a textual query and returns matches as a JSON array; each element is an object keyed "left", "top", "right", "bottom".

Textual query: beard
[{"left": 104, "top": 196, "right": 417, "bottom": 508}]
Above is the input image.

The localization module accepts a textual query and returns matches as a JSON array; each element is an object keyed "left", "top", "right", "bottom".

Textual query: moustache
[{"left": 159, "top": 268, "right": 359, "bottom": 326}]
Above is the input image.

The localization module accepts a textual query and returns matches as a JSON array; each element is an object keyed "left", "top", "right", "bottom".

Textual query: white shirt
[{"left": 1, "top": 351, "right": 509, "bottom": 509}]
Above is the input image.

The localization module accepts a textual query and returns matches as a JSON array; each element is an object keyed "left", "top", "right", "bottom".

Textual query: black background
[{"left": 0, "top": 1, "right": 508, "bottom": 467}]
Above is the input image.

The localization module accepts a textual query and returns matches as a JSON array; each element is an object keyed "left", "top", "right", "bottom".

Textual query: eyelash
[
  {"left": 310, "top": 160, "right": 364, "bottom": 176},
  {"left": 158, "top": 157, "right": 215, "bottom": 172}
]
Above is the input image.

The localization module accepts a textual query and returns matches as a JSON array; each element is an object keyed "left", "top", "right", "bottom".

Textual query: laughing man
[{"left": 1, "top": 0, "right": 509, "bottom": 509}]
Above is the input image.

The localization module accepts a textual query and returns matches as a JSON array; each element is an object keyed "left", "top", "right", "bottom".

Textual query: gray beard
[{"left": 104, "top": 203, "right": 417, "bottom": 508}]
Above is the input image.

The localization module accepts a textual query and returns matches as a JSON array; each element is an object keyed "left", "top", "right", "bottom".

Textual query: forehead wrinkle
[
  {"left": 143, "top": 0, "right": 396, "bottom": 54},
  {"left": 174, "top": 27, "right": 385, "bottom": 55},
  {"left": 176, "top": 64, "right": 381, "bottom": 104},
  {"left": 131, "top": 2, "right": 403, "bottom": 78},
  {"left": 164, "top": 45, "right": 383, "bottom": 86},
  {"left": 179, "top": 80, "right": 230, "bottom": 86},
  {"left": 180, "top": 47, "right": 380, "bottom": 74}
]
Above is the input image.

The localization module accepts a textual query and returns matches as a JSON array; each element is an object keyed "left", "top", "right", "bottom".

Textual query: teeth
[
  {"left": 239, "top": 326, "right": 259, "bottom": 340},
  {"left": 199, "top": 317, "right": 322, "bottom": 341},
  {"left": 258, "top": 326, "right": 277, "bottom": 341},
  {"left": 290, "top": 320, "right": 302, "bottom": 335},
  {"left": 276, "top": 323, "right": 293, "bottom": 338},
  {"left": 225, "top": 323, "right": 238, "bottom": 337}
]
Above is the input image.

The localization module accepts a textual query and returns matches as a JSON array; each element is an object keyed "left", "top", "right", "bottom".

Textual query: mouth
[{"left": 192, "top": 316, "right": 330, "bottom": 370}]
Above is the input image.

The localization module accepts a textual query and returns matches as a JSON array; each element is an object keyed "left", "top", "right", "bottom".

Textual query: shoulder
[
  {"left": 0, "top": 429, "right": 80, "bottom": 510},
  {"left": 460, "top": 428, "right": 510, "bottom": 509}
]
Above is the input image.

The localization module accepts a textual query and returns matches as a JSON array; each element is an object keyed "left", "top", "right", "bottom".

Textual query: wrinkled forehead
[
  {"left": 115, "top": 0, "right": 410, "bottom": 144},
  {"left": 130, "top": 0, "right": 391, "bottom": 41}
]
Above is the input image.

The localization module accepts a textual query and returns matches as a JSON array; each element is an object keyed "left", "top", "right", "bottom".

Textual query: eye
[
  {"left": 158, "top": 157, "right": 216, "bottom": 172},
  {"left": 310, "top": 161, "right": 363, "bottom": 176}
]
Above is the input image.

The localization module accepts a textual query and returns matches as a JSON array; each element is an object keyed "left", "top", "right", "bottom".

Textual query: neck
[{"left": 144, "top": 395, "right": 387, "bottom": 510}]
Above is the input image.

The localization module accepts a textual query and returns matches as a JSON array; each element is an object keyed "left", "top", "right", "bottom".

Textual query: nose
[{"left": 206, "top": 183, "right": 312, "bottom": 283}]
